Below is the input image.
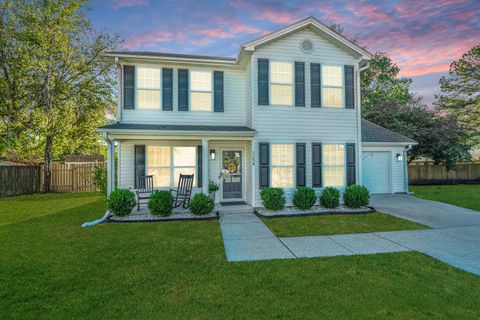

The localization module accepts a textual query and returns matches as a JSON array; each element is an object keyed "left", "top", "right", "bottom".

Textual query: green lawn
[
  {"left": 1, "top": 193, "right": 480, "bottom": 319},
  {"left": 262, "top": 212, "right": 427, "bottom": 237},
  {"left": 411, "top": 184, "right": 480, "bottom": 211}
]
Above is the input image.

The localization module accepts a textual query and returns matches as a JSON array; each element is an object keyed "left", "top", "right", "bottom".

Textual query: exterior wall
[
  {"left": 245, "top": 60, "right": 253, "bottom": 127},
  {"left": 362, "top": 145, "right": 407, "bottom": 193},
  {"left": 250, "top": 28, "right": 361, "bottom": 206},
  {"left": 121, "top": 63, "right": 246, "bottom": 127}
]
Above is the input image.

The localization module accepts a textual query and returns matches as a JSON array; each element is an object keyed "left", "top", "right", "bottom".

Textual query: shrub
[
  {"left": 292, "top": 187, "right": 317, "bottom": 210},
  {"left": 148, "top": 191, "right": 174, "bottom": 217},
  {"left": 260, "top": 187, "right": 286, "bottom": 211},
  {"left": 189, "top": 193, "right": 215, "bottom": 215},
  {"left": 107, "top": 188, "right": 135, "bottom": 216},
  {"left": 92, "top": 165, "right": 107, "bottom": 196},
  {"left": 344, "top": 184, "right": 370, "bottom": 208},
  {"left": 208, "top": 180, "right": 220, "bottom": 193},
  {"left": 320, "top": 187, "right": 340, "bottom": 209}
]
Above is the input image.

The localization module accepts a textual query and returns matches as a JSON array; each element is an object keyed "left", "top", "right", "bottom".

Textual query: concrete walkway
[{"left": 218, "top": 197, "right": 480, "bottom": 276}]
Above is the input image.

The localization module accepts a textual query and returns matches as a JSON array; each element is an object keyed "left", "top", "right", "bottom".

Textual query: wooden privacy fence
[
  {"left": 409, "top": 161, "right": 480, "bottom": 185},
  {"left": 0, "top": 162, "right": 106, "bottom": 196}
]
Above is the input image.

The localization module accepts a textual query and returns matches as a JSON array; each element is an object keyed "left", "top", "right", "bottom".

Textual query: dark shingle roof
[
  {"left": 98, "top": 123, "right": 255, "bottom": 133},
  {"left": 107, "top": 51, "right": 236, "bottom": 62},
  {"left": 361, "top": 119, "right": 416, "bottom": 143}
]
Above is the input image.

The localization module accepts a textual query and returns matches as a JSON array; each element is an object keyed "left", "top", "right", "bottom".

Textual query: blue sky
[{"left": 87, "top": 0, "right": 480, "bottom": 106}]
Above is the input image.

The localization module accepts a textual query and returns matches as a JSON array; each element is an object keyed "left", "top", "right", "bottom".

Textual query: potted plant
[{"left": 208, "top": 180, "right": 220, "bottom": 201}]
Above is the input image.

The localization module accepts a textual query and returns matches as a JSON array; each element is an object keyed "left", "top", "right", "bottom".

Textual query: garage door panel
[{"left": 362, "top": 152, "right": 390, "bottom": 194}]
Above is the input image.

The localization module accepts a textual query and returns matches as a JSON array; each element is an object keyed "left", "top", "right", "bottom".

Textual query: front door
[{"left": 222, "top": 151, "right": 242, "bottom": 200}]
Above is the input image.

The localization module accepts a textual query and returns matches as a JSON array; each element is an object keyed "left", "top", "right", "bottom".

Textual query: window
[
  {"left": 271, "top": 144, "right": 294, "bottom": 188},
  {"left": 323, "top": 144, "right": 345, "bottom": 187},
  {"left": 146, "top": 146, "right": 196, "bottom": 187},
  {"left": 190, "top": 70, "right": 212, "bottom": 111},
  {"left": 270, "top": 61, "right": 293, "bottom": 105},
  {"left": 137, "top": 67, "right": 161, "bottom": 109},
  {"left": 322, "top": 65, "right": 343, "bottom": 108}
]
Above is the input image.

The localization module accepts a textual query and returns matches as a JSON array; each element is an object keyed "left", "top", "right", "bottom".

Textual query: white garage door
[{"left": 362, "top": 151, "right": 391, "bottom": 194}]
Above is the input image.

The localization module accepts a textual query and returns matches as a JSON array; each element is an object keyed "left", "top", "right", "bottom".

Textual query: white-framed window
[
  {"left": 322, "top": 65, "right": 343, "bottom": 108},
  {"left": 137, "top": 67, "right": 161, "bottom": 109},
  {"left": 323, "top": 144, "right": 345, "bottom": 187},
  {"left": 190, "top": 70, "right": 212, "bottom": 111},
  {"left": 270, "top": 61, "right": 293, "bottom": 106},
  {"left": 146, "top": 146, "right": 196, "bottom": 187},
  {"left": 271, "top": 144, "right": 294, "bottom": 188}
]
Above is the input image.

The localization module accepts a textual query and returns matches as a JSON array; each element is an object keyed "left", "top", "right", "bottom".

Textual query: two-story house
[{"left": 99, "top": 17, "right": 416, "bottom": 207}]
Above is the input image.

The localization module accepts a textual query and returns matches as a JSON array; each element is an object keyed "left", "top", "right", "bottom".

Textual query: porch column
[
  {"left": 202, "top": 138, "right": 209, "bottom": 194},
  {"left": 104, "top": 133, "right": 115, "bottom": 195}
]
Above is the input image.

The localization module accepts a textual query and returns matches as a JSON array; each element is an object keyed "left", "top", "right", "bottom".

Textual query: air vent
[{"left": 300, "top": 39, "right": 313, "bottom": 53}]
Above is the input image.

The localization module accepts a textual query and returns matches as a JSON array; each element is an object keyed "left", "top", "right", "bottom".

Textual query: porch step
[{"left": 218, "top": 204, "right": 254, "bottom": 215}]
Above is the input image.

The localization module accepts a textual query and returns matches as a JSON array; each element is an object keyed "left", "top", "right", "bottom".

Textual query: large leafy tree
[
  {"left": 0, "top": 0, "right": 119, "bottom": 190},
  {"left": 437, "top": 44, "right": 480, "bottom": 145}
]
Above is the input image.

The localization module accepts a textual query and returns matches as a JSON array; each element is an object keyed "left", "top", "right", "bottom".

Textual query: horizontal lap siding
[
  {"left": 245, "top": 60, "right": 253, "bottom": 127},
  {"left": 251, "top": 29, "right": 360, "bottom": 206},
  {"left": 122, "top": 64, "right": 246, "bottom": 126}
]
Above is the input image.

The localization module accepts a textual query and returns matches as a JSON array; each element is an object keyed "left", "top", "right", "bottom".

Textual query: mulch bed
[
  {"left": 108, "top": 210, "right": 219, "bottom": 222},
  {"left": 255, "top": 205, "right": 374, "bottom": 218}
]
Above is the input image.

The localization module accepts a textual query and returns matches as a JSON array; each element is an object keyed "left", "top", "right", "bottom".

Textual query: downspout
[
  {"left": 356, "top": 61, "right": 369, "bottom": 186},
  {"left": 82, "top": 132, "right": 113, "bottom": 227},
  {"left": 116, "top": 57, "right": 123, "bottom": 123},
  {"left": 404, "top": 144, "right": 412, "bottom": 194}
]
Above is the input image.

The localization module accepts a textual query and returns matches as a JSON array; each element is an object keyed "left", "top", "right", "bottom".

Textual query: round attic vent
[{"left": 300, "top": 39, "right": 313, "bottom": 53}]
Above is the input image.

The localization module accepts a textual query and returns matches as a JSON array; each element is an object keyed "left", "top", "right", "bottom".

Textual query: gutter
[
  {"left": 82, "top": 132, "right": 113, "bottom": 227},
  {"left": 404, "top": 144, "right": 413, "bottom": 194}
]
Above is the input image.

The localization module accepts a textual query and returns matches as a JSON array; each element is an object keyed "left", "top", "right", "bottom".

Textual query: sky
[{"left": 87, "top": 0, "right": 480, "bottom": 106}]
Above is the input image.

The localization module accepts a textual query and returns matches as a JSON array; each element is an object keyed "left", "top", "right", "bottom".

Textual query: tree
[
  {"left": 437, "top": 44, "right": 480, "bottom": 145},
  {"left": 0, "top": 0, "right": 120, "bottom": 191}
]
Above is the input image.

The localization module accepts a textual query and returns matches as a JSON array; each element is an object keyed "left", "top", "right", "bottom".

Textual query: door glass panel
[{"left": 222, "top": 151, "right": 242, "bottom": 199}]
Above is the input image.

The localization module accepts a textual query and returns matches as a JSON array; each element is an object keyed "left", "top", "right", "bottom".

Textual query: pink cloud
[
  {"left": 111, "top": 0, "right": 148, "bottom": 9},
  {"left": 197, "top": 28, "right": 233, "bottom": 39},
  {"left": 124, "top": 30, "right": 174, "bottom": 49},
  {"left": 231, "top": 22, "right": 262, "bottom": 34},
  {"left": 254, "top": 11, "right": 297, "bottom": 24}
]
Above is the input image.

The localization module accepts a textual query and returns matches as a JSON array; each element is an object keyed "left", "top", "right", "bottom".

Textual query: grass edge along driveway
[{"left": 411, "top": 184, "right": 480, "bottom": 212}]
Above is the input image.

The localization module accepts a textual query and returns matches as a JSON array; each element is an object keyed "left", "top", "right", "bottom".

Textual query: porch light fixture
[
  {"left": 396, "top": 153, "right": 403, "bottom": 161},
  {"left": 210, "top": 149, "right": 216, "bottom": 160}
]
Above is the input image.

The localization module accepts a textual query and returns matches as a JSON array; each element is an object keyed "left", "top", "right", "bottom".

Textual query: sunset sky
[{"left": 87, "top": 0, "right": 480, "bottom": 106}]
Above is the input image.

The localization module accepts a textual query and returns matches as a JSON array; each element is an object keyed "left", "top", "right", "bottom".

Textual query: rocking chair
[
  {"left": 170, "top": 174, "right": 194, "bottom": 208},
  {"left": 136, "top": 175, "right": 154, "bottom": 211}
]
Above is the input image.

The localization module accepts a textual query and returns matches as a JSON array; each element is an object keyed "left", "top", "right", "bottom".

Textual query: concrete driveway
[{"left": 370, "top": 194, "right": 480, "bottom": 228}]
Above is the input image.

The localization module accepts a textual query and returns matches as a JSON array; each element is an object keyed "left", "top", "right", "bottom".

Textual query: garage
[{"left": 362, "top": 151, "right": 391, "bottom": 194}]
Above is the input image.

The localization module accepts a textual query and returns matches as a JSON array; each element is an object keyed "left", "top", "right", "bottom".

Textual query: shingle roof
[
  {"left": 361, "top": 119, "right": 416, "bottom": 143},
  {"left": 98, "top": 123, "right": 255, "bottom": 133},
  {"left": 107, "top": 51, "right": 236, "bottom": 62}
]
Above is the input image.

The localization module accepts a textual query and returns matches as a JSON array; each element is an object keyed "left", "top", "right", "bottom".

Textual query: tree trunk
[{"left": 43, "top": 135, "right": 53, "bottom": 192}]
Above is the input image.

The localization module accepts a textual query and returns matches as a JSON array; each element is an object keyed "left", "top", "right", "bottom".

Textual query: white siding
[
  {"left": 362, "top": 145, "right": 407, "bottom": 193},
  {"left": 245, "top": 60, "right": 253, "bottom": 127},
  {"left": 121, "top": 63, "right": 246, "bottom": 126},
  {"left": 251, "top": 28, "right": 361, "bottom": 206}
]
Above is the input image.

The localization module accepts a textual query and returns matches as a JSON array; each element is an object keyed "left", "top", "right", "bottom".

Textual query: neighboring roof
[
  {"left": 107, "top": 16, "right": 371, "bottom": 66},
  {"left": 361, "top": 119, "right": 417, "bottom": 144},
  {"left": 98, "top": 123, "right": 255, "bottom": 135}
]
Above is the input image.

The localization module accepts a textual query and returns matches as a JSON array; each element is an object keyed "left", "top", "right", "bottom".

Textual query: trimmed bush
[
  {"left": 107, "top": 188, "right": 136, "bottom": 216},
  {"left": 208, "top": 181, "right": 219, "bottom": 193},
  {"left": 260, "top": 187, "right": 286, "bottom": 211},
  {"left": 292, "top": 187, "right": 316, "bottom": 210},
  {"left": 189, "top": 193, "right": 215, "bottom": 216},
  {"left": 320, "top": 187, "right": 340, "bottom": 209},
  {"left": 92, "top": 165, "right": 107, "bottom": 196},
  {"left": 344, "top": 184, "right": 370, "bottom": 208},
  {"left": 148, "top": 191, "right": 174, "bottom": 217}
]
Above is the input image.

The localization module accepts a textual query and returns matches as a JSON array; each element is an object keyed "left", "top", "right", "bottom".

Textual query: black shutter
[
  {"left": 296, "top": 143, "right": 306, "bottom": 187},
  {"left": 123, "top": 66, "right": 135, "bottom": 109},
  {"left": 346, "top": 143, "right": 356, "bottom": 185},
  {"left": 258, "top": 59, "right": 269, "bottom": 106},
  {"left": 214, "top": 71, "right": 224, "bottom": 112},
  {"left": 310, "top": 63, "right": 321, "bottom": 108},
  {"left": 259, "top": 142, "right": 269, "bottom": 188},
  {"left": 178, "top": 69, "right": 188, "bottom": 111},
  {"left": 345, "top": 65, "right": 354, "bottom": 109},
  {"left": 197, "top": 145, "right": 203, "bottom": 188},
  {"left": 312, "top": 143, "right": 322, "bottom": 187},
  {"left": 295, "top": 62, "right": 305, "bottom": 107},
  {"left": 134, "top": 145, "right": 145, "bottom": 188},
  {"left": 162, "top": 68, "right": 173, "bottom": 111}
]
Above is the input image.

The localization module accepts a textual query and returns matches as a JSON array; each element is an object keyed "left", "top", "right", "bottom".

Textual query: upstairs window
[
  {"left": 137, "top": 67, "right": 161, "bottom": 109},
  {"left": 270, "top": 61, "right": 293, "bottom": 105},
  {"left": 323, "top": 144, "right": 345, "bottom": 187},
  {"left": 190, "top": 70, "right": 212, "bottom": 111},
  {"left": 271, "top": 144, "right": 294, "bottom": 188},
  {"left": 322, "top": 65, "right": 343, "bottom": 108}
]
